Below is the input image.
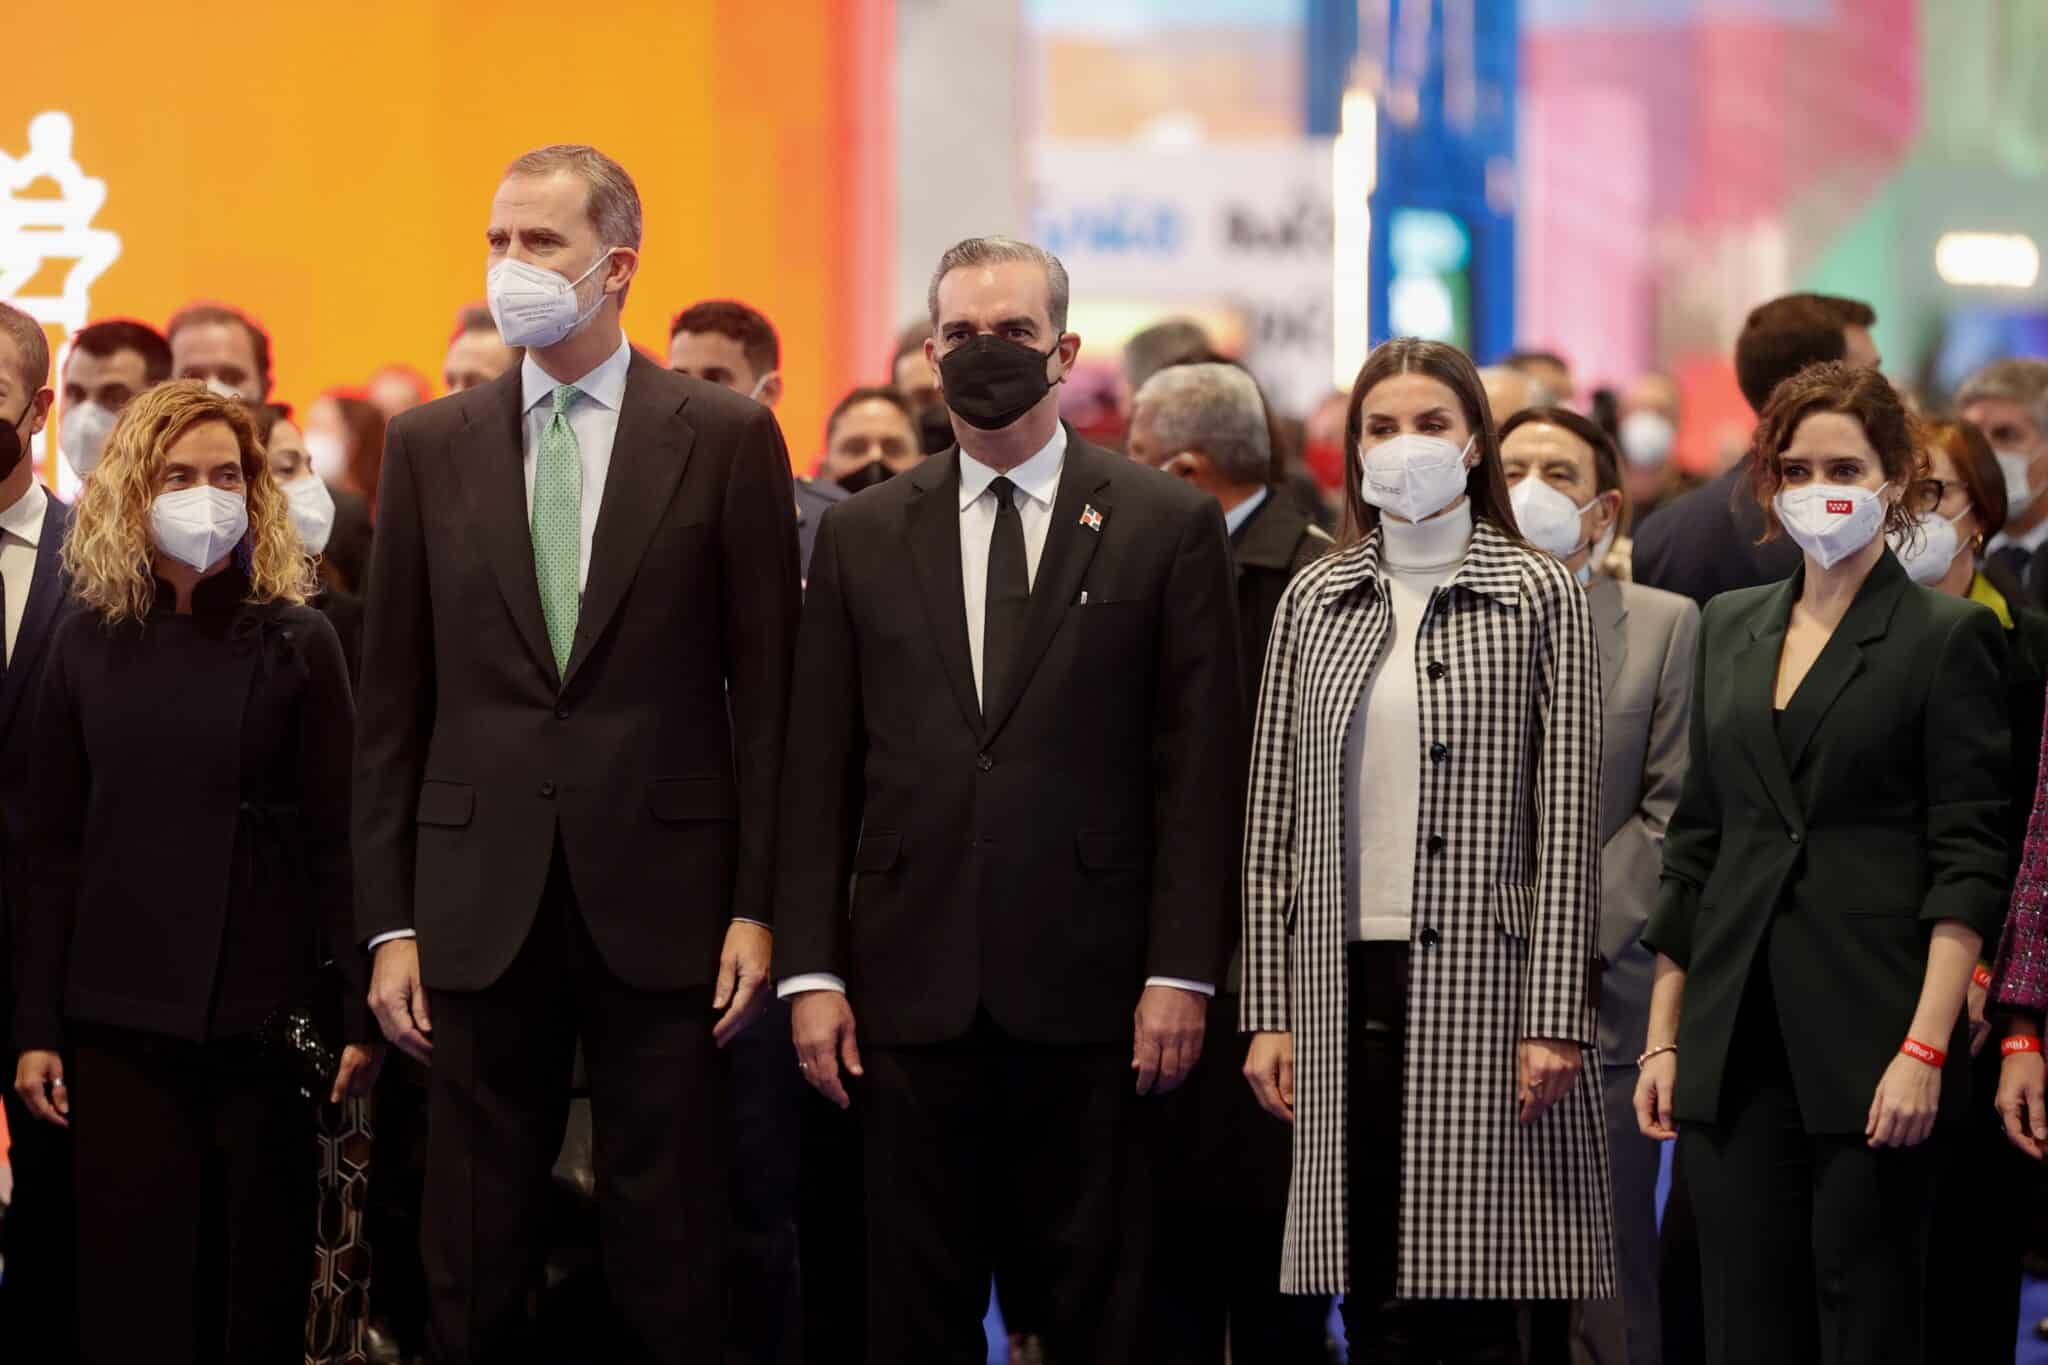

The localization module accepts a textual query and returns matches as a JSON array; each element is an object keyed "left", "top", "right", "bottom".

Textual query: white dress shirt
[
  {"left": 781, "top": 425, "right": 1212, "bottom": 1000},
  {"left": 0, "top": 478, "right": 48, "bottom": 666},
  {"left": 372, "top": 338, "right": 774, "bottom": 952}
]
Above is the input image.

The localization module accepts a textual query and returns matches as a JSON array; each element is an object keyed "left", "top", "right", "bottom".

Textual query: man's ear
[
  {"left": 757, "top": 373, "right": 784, "bottom": 411},
  {"left": 1166, "top": 451, "right": 1209, "bottom": 484},
  {"left": 1592, "top": 488, "right": 1623, "bottom": 535}
]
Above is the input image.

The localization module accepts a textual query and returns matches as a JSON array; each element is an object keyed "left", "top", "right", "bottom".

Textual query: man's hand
[
  {"left": 1517, "top": 1038, "right": 1583, "bottom": 1126},
  {"left": 13, "top": 1050, "right": 68, "bottom": 1127},
  {"left": 791, "top": 990, "right": 862, "bottom": 1109},
  {"left": 1133, "top": 985, "right": 1206, "bottom": 1096},
  {"left": 1243, "top": 1031, "right": 1295, "bottom": 1122},
  {"left": 1999, "top": 1049, "right": 2048, "bottom": 1158},
  {"left": 713, "top": 921, "right": 775, "bottom": 1047},
  {"left": 368, "top": 939, "right": 433, "bottom": 1064},
  {"left": 331, "top": 1042, "right": 388, "bottom": 1104}
]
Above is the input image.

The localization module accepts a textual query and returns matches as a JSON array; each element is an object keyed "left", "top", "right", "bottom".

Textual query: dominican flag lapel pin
[{"left": 1080, "top": 504, "right": 1104, "bottom": 532}]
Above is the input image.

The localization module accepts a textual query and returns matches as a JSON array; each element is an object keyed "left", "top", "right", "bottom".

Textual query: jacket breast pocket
[
  {"left": 416, "top": 780, "right": 475, "bottom": 828},
  {"left": 1491, "top": 882, "right": 1537, "bottom": 941},
  {"left": 648, "top": 776, "right": 738, "bottom": 823}
]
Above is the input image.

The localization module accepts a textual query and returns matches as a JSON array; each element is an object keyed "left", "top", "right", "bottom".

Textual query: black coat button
[
  {"left": 976, "top": 754, "right": 993, "bottom": 773},
  {"left": 539, "top": 781, "right": 557, "bottom": 798},
  {"left": 1426, "top": 834, "right": 1446, "bottom": 854},
  {"left": 1429, "top": 741, "right": 1449, "bottom": 765},
  {"left": 555, "top": 705, "right": 570, "bottom": 720},
  {"left": 1419, "top": 927, "right": 1442, "bottom": 949},
  {"left": 1427, "top": 661, "right": 1447, "bottom": 681},
  {"left": 1789, "top": 829, "right": 1802, "bottom": 843}
]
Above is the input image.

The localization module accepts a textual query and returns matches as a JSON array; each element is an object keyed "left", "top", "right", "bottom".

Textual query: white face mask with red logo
[{"left": 1773, "top": 482, "right": 1889, "bottom": 571}]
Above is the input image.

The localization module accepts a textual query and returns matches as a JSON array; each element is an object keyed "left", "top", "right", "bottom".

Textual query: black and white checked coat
[{"left": 1241, "top": 516, "right": 1617, "bottom": 1299}]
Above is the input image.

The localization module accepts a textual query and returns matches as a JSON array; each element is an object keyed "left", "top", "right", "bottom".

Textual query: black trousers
[
  {"left": 67, "top": 1023, "right": 317, "bottom": 1365},
  {"left": 0, "top": 1084, "right": 78, "bottom": 1361},
  {"left": 1151, "top": 991, "right": 1330, "bottom": 1365},
  {"left": 1344, "top": 942, "right": 1520, "bottom": 1364},
  {"left": 1680, "top": 1066, "right": 1937, "bottom": 1365},
  {"left": 798, "top": 1084, "right": 866, "bottom": 1360},
  {"left": 724, "top": 994, "right": 803, "bottom": 1364},
  {"left": 863, "top": 1009, "right": 1153, "bottom": 1365},
  {"left": 1923, "top": 1041, "right": 2027, "bottom": 1363},
  {"left": 422, "top": 846, "right": 729, "bottom": 1365}
]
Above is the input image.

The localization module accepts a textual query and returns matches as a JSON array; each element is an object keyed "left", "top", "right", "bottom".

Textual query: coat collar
[
  {"left": 1316, "top": 512, "right": 1525, "bottom": 611},
  {"left": 1233, "top": 488, "right": 1312, "bottom": 573}
]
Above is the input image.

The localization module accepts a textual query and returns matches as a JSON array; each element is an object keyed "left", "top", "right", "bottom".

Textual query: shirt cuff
[
  {"left": 778, "top": 973, "right": 846, "bottom": 998},
  {"left": 367, "top": 929, "right": 416, "bottom": 950},
  {"left": 732, "top": 917, "right": 773, "bottom": 930},
  {"left": 1146, "top": 976, "right": 1216, "bottom": 997}
]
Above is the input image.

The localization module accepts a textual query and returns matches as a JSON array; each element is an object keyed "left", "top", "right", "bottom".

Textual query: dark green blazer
[{"left": 1643, "top": 550, "right": 2010, "bottom": 1132}]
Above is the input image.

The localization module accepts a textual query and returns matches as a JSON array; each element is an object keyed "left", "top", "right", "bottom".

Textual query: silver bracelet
[{"left": 1635, "top": 1043, "right": 1677, "bottom": 1068}]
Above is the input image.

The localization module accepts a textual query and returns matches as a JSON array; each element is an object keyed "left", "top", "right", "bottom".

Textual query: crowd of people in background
[{"left": 1, "top": 139, "right": 2048, "bottom": 1365}]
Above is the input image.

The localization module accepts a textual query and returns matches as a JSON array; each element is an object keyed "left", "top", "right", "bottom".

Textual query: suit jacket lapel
[
  {"left": 0, "top": 496, "right": 70, "bottom": 738},
  {"left": 562, "top": 353, "right": 694, "bottom": 689},
  {"left": 905, "top": 449, "right": 983, "bottom": 734},
  {"left": 1776, "top": 551, "right": 1906, "bottom": 772},
  {"left": 466, "top": 369, "right": 560, "bottom": 687},
  {"left": 980, "top": 437, "right": 1111, "bottom": 744},
  {"left": 1731, "top": 578, "right": 1803, "bottom": 832},
  {"left": 1586, "top": 574, "right": 1627, "bottom": 709}
]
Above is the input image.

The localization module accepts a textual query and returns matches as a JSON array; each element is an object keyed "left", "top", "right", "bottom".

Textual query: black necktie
[{"left": 983, "top": 476, "right": 1029, "bottom": 712}]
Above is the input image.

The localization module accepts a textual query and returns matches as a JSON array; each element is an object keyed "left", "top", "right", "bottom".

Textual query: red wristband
[
  {"left": 2004, "top": 1035, "right": 2042, "bottom": 1057},
  {"left": 1975, "top": 964, "right": 1995, "bottom": 989},
  {"left": 1900, "top": 1038, "right": 1946, "bottom": 1068}
]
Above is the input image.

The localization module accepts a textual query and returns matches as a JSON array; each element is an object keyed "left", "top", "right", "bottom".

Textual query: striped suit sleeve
[
  {"left": 1241, "top": 568, "right": 1310, "bottom": 1033},
  {"left": 1523, "top": 561, "right": 1603, "bottom": 1045}
]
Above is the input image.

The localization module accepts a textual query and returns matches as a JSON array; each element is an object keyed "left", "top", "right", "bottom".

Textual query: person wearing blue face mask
[
  {"left": 1241, "top": 339, "right": 1614, "bottom": 1362},
  {"left": 1502, "top": 405, "right": 1700, "bottom": 1365},
  {"left": 1635, "top": 364, "right": 2010, "bottom": 1365}
]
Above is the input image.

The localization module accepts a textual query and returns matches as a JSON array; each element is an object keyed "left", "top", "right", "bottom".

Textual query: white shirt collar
[
  {"left": 521, "top": 334, "right": 633, "bottom": 416},
  {"left": 0, "top": 478, "right": 48, "bottom": 546},
  {"left": 958, "top": 424, "right": 1068, "bottom": 512},
  {"left": 1223, "top": 485, "right": 1270, "bottom": 538}
]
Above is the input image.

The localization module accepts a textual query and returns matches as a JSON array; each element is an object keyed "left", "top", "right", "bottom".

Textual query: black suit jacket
[
  {"left": 325, "top": 482, "right": 373, "bottom": 594},
  {"left": 776, "top": 436, "right": 1247, "bottom": 1046},
  {"left": 1, "top": 493, "right": 73, "bottom": 1049},
  {"left": 1631, "top": 464, "right": 1800, "bottom": 608},
  {"left": 353, "top": 352, "right": 801, "bottom": 992},
  {"left": 1643, "top": 551, "right": 2010, "bottom": 1131},
  {"left": 1232, "top": 488, "right": 1331, "bottom": 707}
]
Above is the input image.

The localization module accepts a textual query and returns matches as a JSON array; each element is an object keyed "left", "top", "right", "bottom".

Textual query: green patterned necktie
[{"left": 532, "top": 383, "right": 583, "bottom": 673}]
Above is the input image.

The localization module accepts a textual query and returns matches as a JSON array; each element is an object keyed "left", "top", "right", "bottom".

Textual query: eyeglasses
[{"left": 1904, "top": 478, "right": 1967, "bottom": 518}]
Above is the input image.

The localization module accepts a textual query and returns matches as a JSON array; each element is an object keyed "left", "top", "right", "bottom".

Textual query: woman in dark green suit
[{"left": 1631, "top": 364, "right": 2010, "bottom": 1365}]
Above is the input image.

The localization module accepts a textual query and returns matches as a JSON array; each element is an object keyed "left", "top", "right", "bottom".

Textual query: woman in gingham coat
[{"left": 1242, "top": 339, "right": 1615, "bottom": 1360}]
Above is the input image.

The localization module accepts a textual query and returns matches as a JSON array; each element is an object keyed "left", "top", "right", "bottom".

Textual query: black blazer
[
  {"left": 14, "top": 571, "right": 365, "bottom": 1050},
  {"left": 353, "top": 352, "right": 801, "bottom": 993},
  {"left": 1631, "top": 464, "right": 1800, "bottom": 608},
  {"left": 0, "top": 492, "right": 73, "bottom": 1049},
  {"left": 1232, "top": 488, "right": 1331, "bottom": 708},
  {"left": 1643, "top": 551, "right": 2010, "bottom": 1131},
  {"left": 775, "top": 437, "right": 1246, "bottom": 1046},
  {"left": 324, "top": 482, "right": 373, "bottom": 595}
]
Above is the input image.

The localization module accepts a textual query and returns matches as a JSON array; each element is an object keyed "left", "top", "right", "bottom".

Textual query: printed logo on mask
[{"left": 1825, "top": 499, "right": 1852, "bottom": 515}]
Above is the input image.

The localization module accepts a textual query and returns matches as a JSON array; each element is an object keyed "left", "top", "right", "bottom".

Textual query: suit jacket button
[
  {"left": 1426, "top": 834, "right": 1446, "bottom": 854},
  {"left": 555, "top": 704, "right": 570, "bottom": 720},
  {"left": 976, "top": 753, "right": 993, "bottom": 772},
  {"left": 1429, "top": 741, "right": 1449, "bottom": 765},
  {"left": 1427, "top": 661, "right": 1447, "bottom": 681},
  {"left": 1788, "top": 829, "right": 1802, "bottom": 843},
  {"left": 1419, "top": 927, "right": 1442, "bottom": 949},
  {"left": 540, "top": 781, "right": 557, "bottom": 798}
]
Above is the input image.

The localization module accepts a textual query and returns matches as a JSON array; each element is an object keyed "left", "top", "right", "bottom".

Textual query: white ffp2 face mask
[
  {"left": 487, "top": 248, "right": 616, "bottom": 350},
  {"left": 282, "top": 472, "right": 337, "bottom": 556},
  {"left": 1509, "top": 475, "right": 1596, "bottom": 562},
  {"left": 150, "top": 486, "right": 249, "bottom": 573},
  {"left": 1773, "top": 483, "right": 1889, "bottom": 571},
  {"left": 1359, "top": 433, "right": 1473, "bottom": 524},
  {"left": 1891, "top": 510, "right": 1966, "bottom": 587},
  {"left": 1619, "top": 411, "right": 1675, "bottom": 468},
  {"left": 61, "top": 400, "right": 117, "bottom": 478},
  {"left": 1997, "top": 449, "right": 2037, "bottom": 515}
]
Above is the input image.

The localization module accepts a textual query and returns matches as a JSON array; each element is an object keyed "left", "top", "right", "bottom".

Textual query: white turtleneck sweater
[{"left": 1345, "top": 501, "right": 1475, "bottom": 942}]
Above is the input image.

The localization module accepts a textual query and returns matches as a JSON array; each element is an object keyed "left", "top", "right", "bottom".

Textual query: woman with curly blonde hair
[{"left": 10, "top": 380, "right": 385, "bottom": 1365}]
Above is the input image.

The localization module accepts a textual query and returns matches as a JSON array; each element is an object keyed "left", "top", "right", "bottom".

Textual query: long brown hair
[{"left": 1340, "top": 337, "right": 1526, "bottom": 546}]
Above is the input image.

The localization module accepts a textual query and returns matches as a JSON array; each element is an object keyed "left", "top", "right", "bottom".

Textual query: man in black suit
[
  {"left": 0, "top": 302, "right": 76, "bottom": 1361},
  {"left": 354, "top": 144, "right": 800, "bottom": 1364},
  {"left": 1631, "top": 293, "right": 1880, "bottom": 607},
  {"left": 778, "top": 236, "right": 1246, "bottom": 1362},
  {"left": 1126, "top": 359, "right": 1332, "bottom": 1362}
]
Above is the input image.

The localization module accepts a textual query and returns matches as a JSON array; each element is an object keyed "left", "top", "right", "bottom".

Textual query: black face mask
[
  {"left": 0, "top": 400, "right": 35, "bottom": 480},
  {"left": 937, "top": 334, "right": 1061, "bottom": 431},
  {"left": 836, "top": 460, "right": 895, "bottom": 495},
  {"left": 916, "top": 403, "right": 955, "bottom": 455}
]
